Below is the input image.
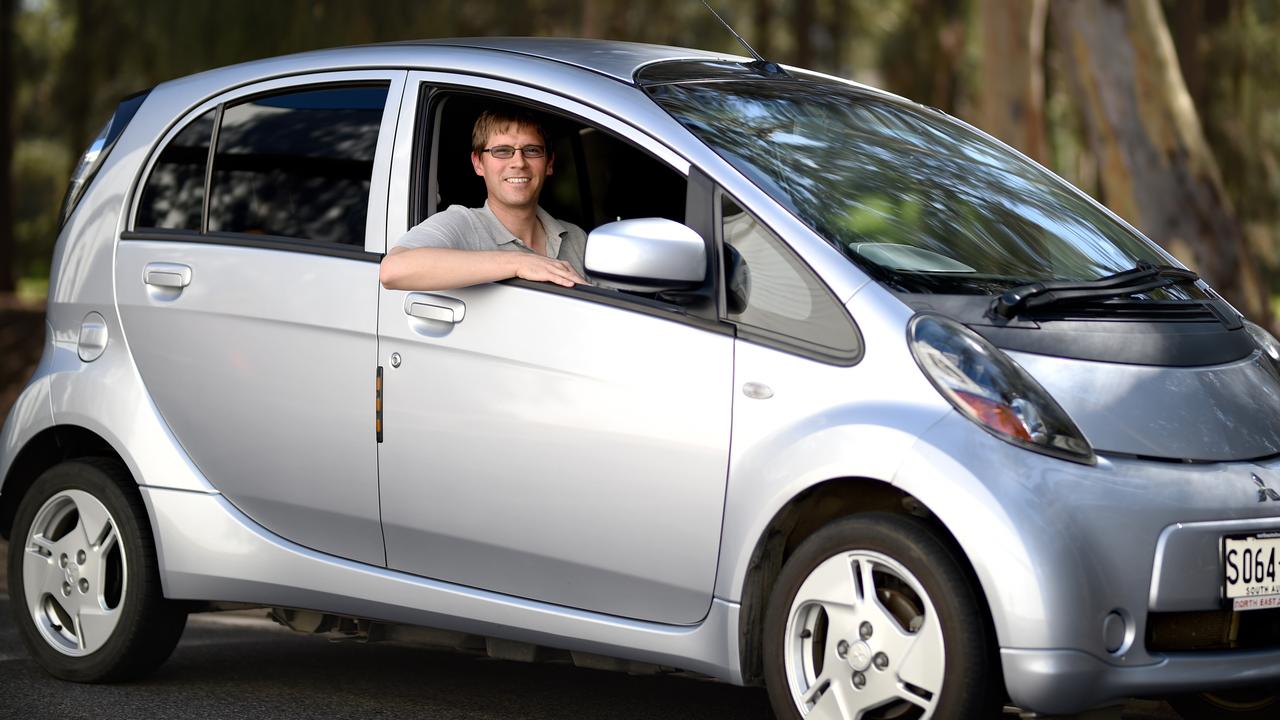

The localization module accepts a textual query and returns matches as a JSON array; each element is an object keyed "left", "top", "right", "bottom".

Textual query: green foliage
[
  {"left": 12, "top": 139, "right": 68, "bottom": 279},
  {"left": 16, "top": 275, "right": 48, "bottom": 304}
]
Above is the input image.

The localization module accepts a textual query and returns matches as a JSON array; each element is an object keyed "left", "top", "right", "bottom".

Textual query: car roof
[
  {"left": 145, "top": 39, "right": 748, "bottom": 110},
  {"left": 375, "top": 38, "right": 739, "bottom": 83}
]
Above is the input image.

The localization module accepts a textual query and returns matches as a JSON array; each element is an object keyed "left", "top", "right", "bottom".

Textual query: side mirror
[{"left": 585, "top": 218, "right": 706, "bottom": 292}]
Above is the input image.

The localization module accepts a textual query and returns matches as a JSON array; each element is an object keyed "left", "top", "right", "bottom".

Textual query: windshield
[{"left": 648, "top": 77, "right": 1204, "bottom": 298}]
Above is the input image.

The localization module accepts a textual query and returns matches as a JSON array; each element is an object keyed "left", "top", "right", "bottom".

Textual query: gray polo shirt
[{"left": 392, "top": 201, "right": 587, "bottom": 277}]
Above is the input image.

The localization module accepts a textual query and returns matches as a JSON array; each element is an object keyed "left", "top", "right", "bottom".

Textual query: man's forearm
[{"left": 379, "top": 247, "right": 519, "bottom": 291}]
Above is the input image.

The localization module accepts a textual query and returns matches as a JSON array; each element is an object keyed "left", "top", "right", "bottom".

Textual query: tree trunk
[
  {"left": 753, "top": 0, "right": 773, "bottom": 59},
  {"left": 792, "top": 0, "right": 815, "bottom": 68},
  {"left": 581, "top": 0, "right": 605, "bottom": 38},
  {"left": 0, "top": 0, "right": 14, "bottom": 293},
  {"left": 1051, "top": 0, "right": 1267, "bottom": 322},
  {"left": 978, "top": 0, "right": 1048, "bottom": 164},
  {"left": 66, "top": 0, "right": 93, "bottom": 162},
  {"left": 880, "top": 0, "right": 966, "bottom": 113},
  {"left": 1167, "top": 0, "right": 1205, "bottom": 106},
  {"left": 830, "top": 0, "right": 849, "bottom": 77}
]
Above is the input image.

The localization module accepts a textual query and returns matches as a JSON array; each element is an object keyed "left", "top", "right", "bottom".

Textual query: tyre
[
  {"left": 1168, "top": 686, "right": 1280, "bottom": 719},
  {"left": 7, "top": 458, "right": 187, "bottom": 682},
  {"left": 763, "top": 513, "right": 995, "bottom": 720}
]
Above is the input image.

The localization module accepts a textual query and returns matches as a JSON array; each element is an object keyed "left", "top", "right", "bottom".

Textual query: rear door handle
[
  {"left": 404, "top": 293, "right": 466, "bottom": 323},
  {"left": 144, "top": 262, "right": 192, "bottom": 289}
]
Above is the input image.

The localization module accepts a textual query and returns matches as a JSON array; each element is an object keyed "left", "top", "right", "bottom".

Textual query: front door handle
[
  {"left": 404, "top": 293, "right": 466, "bottom": 323},
  {"left": 144, "top": 262, "right": 192, "bottom": 289}
]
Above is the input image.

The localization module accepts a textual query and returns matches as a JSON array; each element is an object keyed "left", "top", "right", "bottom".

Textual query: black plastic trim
[
  {"left": 736, "top": 325, "right": 863, "bottom": 367},
  {"left": 200, "top": 103, "right": 223, "bottom": 233},
  {"left": 120, "top": 230, "right": 381, "bottom": 263},
  {"left": 410, "top": 85, "right": 434, "bottom": 228},
  {"left": 1096, "top": 448, "right": 1280, "bottom": 466},
  {"left": 972, "top": 321, "right": 1255, "bottom": 367},
  {"left": 903, "top": 293, "right": 1254, "bottom": 367},
  {"left": 423, "top": 86, "right": 445, "bottom": 221},
  {"left": 637, "top": 60, "right": 796, "bottom": 86},
  {"left": 686, "top": 167, "right": 720, "bottom": 321}
]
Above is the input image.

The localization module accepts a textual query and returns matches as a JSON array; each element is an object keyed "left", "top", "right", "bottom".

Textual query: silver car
[{"left": 3, "top": 39, "right": 1280, "bottom": 720}]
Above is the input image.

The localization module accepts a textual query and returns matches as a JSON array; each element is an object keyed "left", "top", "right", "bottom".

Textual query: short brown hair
[{"left": 471, "top": 108, "right": 550, "bottom": 154}]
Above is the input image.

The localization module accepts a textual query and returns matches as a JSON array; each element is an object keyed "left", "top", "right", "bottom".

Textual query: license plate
[{"left": 1224, "top": 533, "right": 1280, "bottom": 610}]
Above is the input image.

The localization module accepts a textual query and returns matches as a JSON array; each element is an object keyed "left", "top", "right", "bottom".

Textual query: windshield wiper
[{"left": 992, "top": 262, "right": 1200, "bottom": 318}]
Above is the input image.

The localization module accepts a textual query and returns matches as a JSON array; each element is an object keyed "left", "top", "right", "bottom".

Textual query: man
[{"left": 379, "top": 108, "right": 588, "bottom": 290}]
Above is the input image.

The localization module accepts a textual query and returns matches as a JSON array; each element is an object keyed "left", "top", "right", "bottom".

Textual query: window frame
[
  {"left": 389, "top": 72, "right": 730, "bottom": 332},
  {"left": 127, "top": 70, "right": 407, "bottom": 261}
]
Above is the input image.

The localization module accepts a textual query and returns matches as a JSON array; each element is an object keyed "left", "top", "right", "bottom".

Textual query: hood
[{"left": 1009, "top": 350, "right": 1280, "bottom": 463}]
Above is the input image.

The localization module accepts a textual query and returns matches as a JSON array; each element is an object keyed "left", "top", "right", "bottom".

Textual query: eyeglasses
[{"left": 481, "top": 145, "right": 547, "bottom": 159}]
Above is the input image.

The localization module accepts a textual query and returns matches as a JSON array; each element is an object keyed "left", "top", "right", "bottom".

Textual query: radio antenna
[{"left": 700, "top": 0, "right": 789, "bottom": 77}]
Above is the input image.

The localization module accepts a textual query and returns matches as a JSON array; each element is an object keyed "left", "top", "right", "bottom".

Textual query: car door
[
  {"left": 376, "top": 74, "right": 733, "bottom": 625},
  {"left": 115, "top": 71, "right": 406, "bottom": 567}
]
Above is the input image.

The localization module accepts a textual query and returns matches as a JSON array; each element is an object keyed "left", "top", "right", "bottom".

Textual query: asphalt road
[{"left": 0, "top": 538, "right": 1181, "bottom": 720}]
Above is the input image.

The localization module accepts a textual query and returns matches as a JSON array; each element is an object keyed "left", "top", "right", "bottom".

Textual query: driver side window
[{"left": 418, "top": 92, "right": 687, "bottom": 238}]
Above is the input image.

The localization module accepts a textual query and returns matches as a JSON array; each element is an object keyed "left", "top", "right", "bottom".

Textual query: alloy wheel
[
  {"left": 783, "top": 550, "right": 944, "bottom": 720},
  {"left": 21, "top": 489, "right": 127, "bottom": 656}
]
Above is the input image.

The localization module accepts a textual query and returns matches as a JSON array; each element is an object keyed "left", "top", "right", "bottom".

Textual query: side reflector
[{"left": 375, "top": 366, "right": 383, "bottom": 443}]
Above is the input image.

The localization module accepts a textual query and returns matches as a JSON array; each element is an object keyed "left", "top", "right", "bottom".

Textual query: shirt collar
[
  {"left": 482, "top": 200, "right": 567, "bottom": 258},
  {"left": 537, "top": 205, "right": 567, "bottom": 259}
]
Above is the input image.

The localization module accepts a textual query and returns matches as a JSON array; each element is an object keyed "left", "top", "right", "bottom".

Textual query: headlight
[{"left": 909, "top": 313, "right": 1095, "bottom": 464}]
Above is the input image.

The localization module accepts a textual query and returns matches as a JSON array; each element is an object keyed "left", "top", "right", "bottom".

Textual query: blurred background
[{"left": 0, "top": 0, "right": 1276, "bottom": 320}]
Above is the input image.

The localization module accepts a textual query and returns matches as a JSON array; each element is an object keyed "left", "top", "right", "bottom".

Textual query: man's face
[{"left": 471, "top": 123, "right": 553, "bottom": 212}]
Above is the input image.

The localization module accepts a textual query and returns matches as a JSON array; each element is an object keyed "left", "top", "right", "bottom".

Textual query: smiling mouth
[{"left": 504, "top": 177, "right": 531, "bottom": 184}]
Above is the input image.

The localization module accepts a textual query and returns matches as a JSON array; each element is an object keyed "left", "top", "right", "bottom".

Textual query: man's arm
[{"left": 379, "top": 246, "right": 584, "bottom": 291}]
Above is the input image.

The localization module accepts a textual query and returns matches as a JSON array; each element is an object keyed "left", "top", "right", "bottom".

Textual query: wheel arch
[
  {"left": 1, "top": 425, "right": 129, "bottom": 540},
  {"left": 734, "top": 476, "right": 1000, "bottom": 688}
]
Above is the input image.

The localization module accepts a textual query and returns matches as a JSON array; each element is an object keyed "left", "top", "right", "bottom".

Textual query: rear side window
[
  {"left": 207, "top": 85, "right": 388, "bottom": 246},
  {"left": 135, "top": 109, "right": 215, "bottom": 231}
]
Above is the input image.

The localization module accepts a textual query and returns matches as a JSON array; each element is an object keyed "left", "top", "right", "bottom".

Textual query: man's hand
[
  {"left": 511, "top": 254, "right": 587, "bottom": 287},
  {"left": 380, "top": 247, "right": 586, "bottom": 291}
]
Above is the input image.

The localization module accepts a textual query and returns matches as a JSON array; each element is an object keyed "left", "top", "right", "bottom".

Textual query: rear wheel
[
  {"left": 1168, "top": 686, "right": 1280, "bottom": 719},
  {"left": 763, "top": 513, "right": 995, "bottom": 720},
  {"left": 7, "top": 459, "right": 187, "bottom": 681}
]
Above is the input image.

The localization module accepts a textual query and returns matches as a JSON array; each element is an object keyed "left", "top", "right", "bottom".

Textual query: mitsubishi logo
[{"left": 1254, "top": 474, "right": 1280, "bottom": 502}]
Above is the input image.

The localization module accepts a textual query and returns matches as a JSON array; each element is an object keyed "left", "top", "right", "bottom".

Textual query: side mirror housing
[{"left": 585, "top": 218, "right": 706, "bottom": 292}]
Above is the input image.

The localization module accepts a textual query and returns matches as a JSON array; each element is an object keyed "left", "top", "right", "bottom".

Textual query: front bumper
[
  {"left": 1002, "top": 646, "right": 1280, "bottom": 714},
  {"left": 895, "top": 412, "right": 1280, "bottom": 713}
]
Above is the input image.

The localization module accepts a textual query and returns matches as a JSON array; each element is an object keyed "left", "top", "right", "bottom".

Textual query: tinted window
[
  {"left": 136, "top": 108, "right": 213, "bottom": 231},
  {"left": 208, "top": 85, "right": 388, "bottom": 246},
  {"left": 723, "top": 195, "right": 859, "bottom": 357}
]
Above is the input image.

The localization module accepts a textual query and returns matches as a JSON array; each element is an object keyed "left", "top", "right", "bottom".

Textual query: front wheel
[
  {"left": 7, "top": 459, "right": 187, "bottom": 682},
  {"left": 763, "top": 513, "right": 996, "bottom": 720},
  {"left": 1168, "top": 687, "right": 1280, "bottom": 719}
]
